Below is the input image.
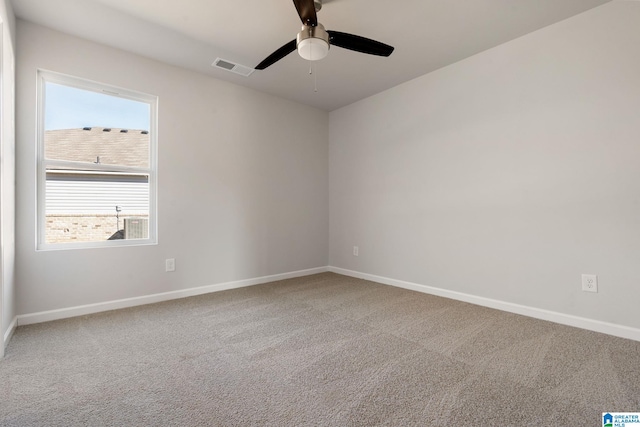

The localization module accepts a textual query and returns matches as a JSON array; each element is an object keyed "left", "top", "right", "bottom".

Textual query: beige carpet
[{"left": 1, "top": 272, "right": 639, "bottom": 426}]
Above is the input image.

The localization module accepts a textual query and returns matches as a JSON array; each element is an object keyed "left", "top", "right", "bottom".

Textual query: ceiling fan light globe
[{"left": 298, "top": 38, "right": 329, "bottom": 61}]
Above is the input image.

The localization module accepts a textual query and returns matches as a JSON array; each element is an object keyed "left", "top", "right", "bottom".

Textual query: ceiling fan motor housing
[{"left": 297, "top": 23, "right": 330, "bottom": 61}]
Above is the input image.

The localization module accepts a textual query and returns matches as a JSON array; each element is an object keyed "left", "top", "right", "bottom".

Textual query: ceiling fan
[{"left": 255, "top": 0, "right": 394, "bottom": 70}]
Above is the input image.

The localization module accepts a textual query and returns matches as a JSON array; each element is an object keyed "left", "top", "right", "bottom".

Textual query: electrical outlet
[
  {"left": 353, "top": 246, "right": 359, "bottom": 256},
  {"left": 165, "top": 258, "right": 176, "bottom": 272},
  {"left": 581, "top": 274, "right": 597, "bottom": 293}
]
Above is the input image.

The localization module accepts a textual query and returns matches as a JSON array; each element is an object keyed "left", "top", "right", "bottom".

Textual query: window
[{"left": 37, "top": 70, "right": 157, "bottom": 249}]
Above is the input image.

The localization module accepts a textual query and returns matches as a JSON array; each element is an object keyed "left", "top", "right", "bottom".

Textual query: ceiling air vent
[{"left": 212, "top": 58, "right": 254, "bottom": 77}]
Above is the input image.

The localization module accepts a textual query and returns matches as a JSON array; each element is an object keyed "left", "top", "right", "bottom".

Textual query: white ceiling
[{"left": 11, "top": 0, "right": 612, "bottom": 111}]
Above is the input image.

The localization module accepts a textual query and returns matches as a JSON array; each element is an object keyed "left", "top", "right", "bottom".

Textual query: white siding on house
[{"left": 46, "top": 173, "right": 148, "bottom": 215}]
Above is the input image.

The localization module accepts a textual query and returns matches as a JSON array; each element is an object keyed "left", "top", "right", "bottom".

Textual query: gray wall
[
  {"left": 12, "top": 1, "right": 640, "bottom": 338},
  {"left": 16, "top": 21, "right": 329, "bottom": 315},
  {"left": 329, "top": 1, "right": 640, "bottom": 330},
  {"left": 1, "top": 0, "right": 16, "bottom": 352}
]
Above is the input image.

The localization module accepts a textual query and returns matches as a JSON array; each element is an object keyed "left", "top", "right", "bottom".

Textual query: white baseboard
[
  {"left": 17, "top": 266, "right": 329, "bottom": 326},
  {"left": 4, "top": 316, "right": 17, "bottom": 348},
  {"left": 16, "top": 265, "right": 639, "bottom": 342},
  {"left": 329, "top": 266, "right": 640, "bottom": 342}
]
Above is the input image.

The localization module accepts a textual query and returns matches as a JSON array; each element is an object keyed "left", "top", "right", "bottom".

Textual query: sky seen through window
[{"left": 45, "top": 82, "right": 150, "bottom": 131}]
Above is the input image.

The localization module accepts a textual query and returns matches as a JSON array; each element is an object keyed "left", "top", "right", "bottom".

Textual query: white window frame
[{"left": 37, "top": 70, "right": 158, "bottom": 250}]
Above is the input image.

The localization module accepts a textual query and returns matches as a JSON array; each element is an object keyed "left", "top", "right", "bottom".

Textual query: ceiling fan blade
[
  {"left": 327, "top": 31, "right": 394, "bottom": 57},
  {"left": 255, "top": 39, "right": 297, "bottom": 70},
  {"left": 293, "top": 0, "right": 318, "bottom": 27}
]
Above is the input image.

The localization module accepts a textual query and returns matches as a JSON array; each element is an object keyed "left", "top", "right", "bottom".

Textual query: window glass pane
[
  {"left": 44, "top": 82, "right": 150, "bottom": 168},
  {"left": 39, "top": 75, "right": 155, "bottom": 247},
  {"left": 45, "top": 172, "right": 149, "bottom": 244}
]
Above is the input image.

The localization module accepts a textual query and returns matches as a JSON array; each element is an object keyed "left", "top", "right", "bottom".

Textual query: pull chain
[{"left": 309, "top": 63, "right": 318, "bottom": 93}]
